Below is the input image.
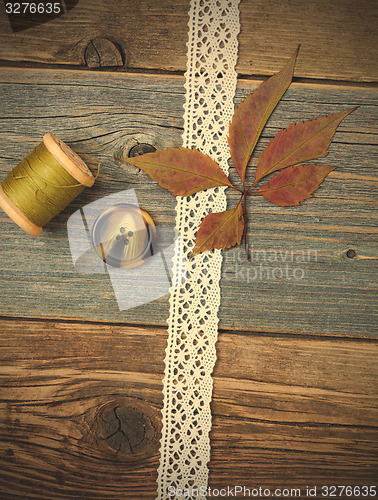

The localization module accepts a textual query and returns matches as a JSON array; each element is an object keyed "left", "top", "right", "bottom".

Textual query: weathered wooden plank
[
  {"left": 0, "top": 69, "right": 377, "bottom": 336},
  {"left": 0, "top": 319, "right": 377, "bottom": 498},
  {"left": 0, "top": 0, "right": 377, "bottom": 82}
]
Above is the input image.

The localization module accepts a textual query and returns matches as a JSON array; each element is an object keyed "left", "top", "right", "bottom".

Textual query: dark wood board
[
  {"left": 0, "top": 318, "right": 377, "bottom": 498},
  {"left": 0, "top": 69, "right": 377, "bottom": 337},
  {"left": 0, "top": 0, "right": 377, "bottom": 82}
]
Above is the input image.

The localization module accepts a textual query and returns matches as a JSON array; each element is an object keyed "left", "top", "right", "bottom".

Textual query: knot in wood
[
  {"left": 128, "top": 143, "right": 156, "bottom": 157},
  {"left": 346, "top": 248, "right": 356, "bottom": 259},
  {"left": 99, "top": 404, "right": 154, "bottom": 455},
  {"left": 84, "top": 38, "right": 124, "bottom": 68}
]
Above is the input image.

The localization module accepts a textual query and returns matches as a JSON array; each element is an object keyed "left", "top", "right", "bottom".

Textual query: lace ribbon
[{"left": 157, "top": 1, "right": 240, "bottom": 498}]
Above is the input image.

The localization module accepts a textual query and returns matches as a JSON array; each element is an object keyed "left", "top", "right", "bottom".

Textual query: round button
[{"left": 91, "top": 204, "right": 156, "bottom": 269}]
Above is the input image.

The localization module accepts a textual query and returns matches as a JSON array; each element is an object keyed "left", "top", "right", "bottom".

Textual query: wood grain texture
[
  {"left": 0, "top": 0, "right": 377, "bottom": 82},
  {"left": 0, "top": 318, "right": 377, "bottom": 498},
  {"left": 0, "top": 69, "right": 376, "bottom": 337}
]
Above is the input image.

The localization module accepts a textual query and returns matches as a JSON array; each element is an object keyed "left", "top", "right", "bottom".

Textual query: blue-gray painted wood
[{"left": 0, "top": 69, "right": 376, "bottom": 336}]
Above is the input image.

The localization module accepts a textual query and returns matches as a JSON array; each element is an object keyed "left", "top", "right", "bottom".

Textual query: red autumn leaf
[
  {"left": 122, "top": 147, "right": 235, "bottom": 196},
  {"left": 228, "top": 46, "right": 299, "bottom": 184},
  {"left": 254, "top": 107, "right": 356, "bottom": 183},
  {"left": 257, "top": 164, "right": 336, "bottom": 206},
  {"left": 117, "top": 48, "right": 355, "bottom": 258},
  {"left": 192, "top": 200, "right": 244, "bottom": 256}
]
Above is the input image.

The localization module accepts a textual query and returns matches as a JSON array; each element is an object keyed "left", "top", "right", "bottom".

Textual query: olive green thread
[{"left": 2, "top": 142, "right": 96, "bottom": 228}]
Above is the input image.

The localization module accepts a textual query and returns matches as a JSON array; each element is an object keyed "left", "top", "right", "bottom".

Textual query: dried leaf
[
  {"left": 257, "top": 164, "right": 336, "bottom": 206},
  {"left": 228, "top": 46, "right": 299, "bottom": 184},
  {"left": 192, "top": 200, "right": 244, "bottom": 256},
  {"left": 118, "top": 47, "right": 355, "bottom": 258},
  {"left": 254, "top": 107, "right": 356, "bottom": 183},
  {"left": 122, "top": 147, "right": 234, "bottom": 196}
]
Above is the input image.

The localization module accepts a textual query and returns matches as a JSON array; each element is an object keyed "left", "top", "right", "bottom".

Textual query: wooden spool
[{"left": 0, "top": 133, "right": 94, "bottom": 236}]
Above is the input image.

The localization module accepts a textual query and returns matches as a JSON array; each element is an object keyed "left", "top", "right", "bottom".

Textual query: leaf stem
[
  {"left": 243, "top": 189, "right": 250, "bottom": 261},
  {"left": 246, "top": 180, "right": 257, "bottom": 194},
  {"left": 230, "top": 184, "right": 243, "bottom": 194}
]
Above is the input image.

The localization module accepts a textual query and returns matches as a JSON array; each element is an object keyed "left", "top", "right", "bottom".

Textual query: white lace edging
[{"left": 157, "top": 1, "right": 240, "bottom": 499}]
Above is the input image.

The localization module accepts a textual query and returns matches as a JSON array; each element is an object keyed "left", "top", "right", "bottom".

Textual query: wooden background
[{"left": 0, "top": 0, "right": 377, "bottom": 498}]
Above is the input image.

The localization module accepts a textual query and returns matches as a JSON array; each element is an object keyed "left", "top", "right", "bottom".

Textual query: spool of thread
[
  {"left": 0, "top": 133, "right": 95, "bottom": 236},
  {"left": 91, "top": 203, "right": 156, "bottom": 269}
]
